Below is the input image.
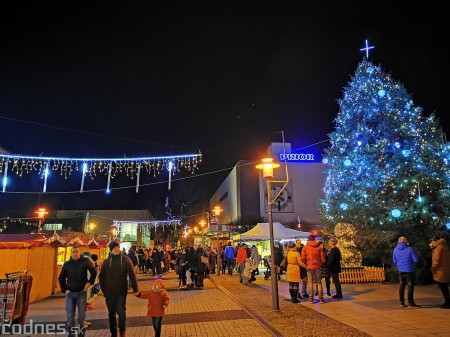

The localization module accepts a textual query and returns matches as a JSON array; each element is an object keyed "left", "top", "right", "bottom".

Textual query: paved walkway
[{"left": 8, "top": 270, "right": 450, "bottom": 336}]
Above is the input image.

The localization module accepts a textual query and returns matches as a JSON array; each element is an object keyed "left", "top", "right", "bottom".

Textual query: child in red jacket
[{"left": 136, "top": 278, "right": 170, "bottom": 337}]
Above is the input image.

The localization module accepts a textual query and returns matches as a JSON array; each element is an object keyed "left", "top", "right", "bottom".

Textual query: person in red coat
[
  {"left": 301, "top": 235, "right": 325, "bottom": 304},
  {"left": 136, "top": 278, "right": 170, "bottom": 337}
]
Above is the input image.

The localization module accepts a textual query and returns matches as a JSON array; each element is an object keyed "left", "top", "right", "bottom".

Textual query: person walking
[
  {"left": 99, "top": 241, "right": 139, "bottom": 337},
  {"left": 327, "top": 239, "right": 343, "bottom": 299},
  {"left": 136, "top": 278, "right": 170, "bottom": 337},
  {"left": 429, "top": 236, "right": 450, "bottom": 309},
  {"left": 58, "top": 246, "right": 97, "bottom": 337},
  {"left": 236, "top": 244, "right": 248, "bottom": 283},
  {"left": 393, "top": 236, "right": 420, "bottom": 308},
  {"left": 302, "top": 235, "right": 325, "bottom": 304},
  {"left": 224, "top": 241, "right": 236, "bottom": 275},
  {"left": 285, "top": 243, "right": 306, "bottom": 303}
]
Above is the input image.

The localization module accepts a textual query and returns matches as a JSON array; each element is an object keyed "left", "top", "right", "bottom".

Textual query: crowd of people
[{"left": 57, "top": 234, "right": 450, "bottom": 337}]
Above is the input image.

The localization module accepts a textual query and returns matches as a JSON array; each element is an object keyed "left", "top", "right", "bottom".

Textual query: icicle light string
[{"left": 0, "top": 152, "right": 202, "bottom": 193}]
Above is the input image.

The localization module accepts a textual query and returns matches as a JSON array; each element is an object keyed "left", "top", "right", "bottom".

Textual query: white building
[{"left": 210, "top": 142, "right": 325, "bottom": 229}]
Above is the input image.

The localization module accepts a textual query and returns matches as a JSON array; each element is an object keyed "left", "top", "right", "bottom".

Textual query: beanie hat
[
  {"left": 307, "top": 235, "right": 315, "bottom": 241},
  {"left": 431, "top": 236, "right": 440, "bottom": 242},
  {"left": 155, "top": 274, "right": 163, "bottom": 281},
  {"left": 398, "top": 236, "right": 407, "bottom": 243},
  {"left": 108, "top": 241, "right": 120, "bottom": 250}
]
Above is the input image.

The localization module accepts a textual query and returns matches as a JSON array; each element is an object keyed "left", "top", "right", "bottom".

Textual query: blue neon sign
[{"left": 279, "top": 153, "right": 315, "bottom": 161}]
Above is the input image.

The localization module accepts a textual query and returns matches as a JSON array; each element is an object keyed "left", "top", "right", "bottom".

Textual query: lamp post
[
  {"left": 89, "top": 222, "right": 96, "bottom": 240},
  {"left": 199, "top": 220, "right": 206, "bottom": 245},
  {"left": 256, "top": 157, "right": 289, "bottom": 311},
  {"left": 211, "top": 206, "right": 222, "bottom": 275},
  {"left": 35, "top": 208, "right": 48, "bottom": 234}
]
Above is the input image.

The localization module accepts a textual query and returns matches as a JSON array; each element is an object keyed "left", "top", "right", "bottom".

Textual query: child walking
[{"left": 136, "top": 278, "right": 170, "bottom": 337}]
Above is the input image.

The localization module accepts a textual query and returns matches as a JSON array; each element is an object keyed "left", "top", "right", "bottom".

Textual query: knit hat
[
  {"left": 398, "top": 236, "right": 408, "bottom": 243},
  {"left": 431, "top": 236, "right": 440, "bottom": 242},
  {"left": 108, "top": 241, "right": 120, "bottom": 250},
  {"left": 307, "top": 235, "right": 315, "bottom": 241},
  {"left": 155, "top": 274, "right": 163, "bottom": 281}
]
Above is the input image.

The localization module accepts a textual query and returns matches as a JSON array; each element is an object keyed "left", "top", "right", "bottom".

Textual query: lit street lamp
[
  {"left": 211, "top": 206, "right": 222, "bottom": 275},
  {"left": 199, "top": 220, "right": 206, "bottom": 245},
  {"left": 89, "top": 222, "right": 96, "bottom": 239},
  {"left": 256, "top": 156, "right": 289, "bottom": 311},
  {"left": 35, "top": 208, "right": 48, "bottom": 234}
]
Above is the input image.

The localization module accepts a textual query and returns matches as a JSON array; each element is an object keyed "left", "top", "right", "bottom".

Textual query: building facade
[{"left": 210, "top": 142, "right": 325, "bottom": 228}]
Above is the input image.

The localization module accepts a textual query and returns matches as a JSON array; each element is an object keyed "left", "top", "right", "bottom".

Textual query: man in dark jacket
[
  {"left": 99, "top": 241, "right": 139, "bottom": 337},
  {"left": 393, "top": 236, "right": 419, "bottom": 307},
  {"left": 58, "top": 246, "right": 97, "bottom": 337},
  {"left": 327, "top": 239, "right": 343, "bottom": 299}
]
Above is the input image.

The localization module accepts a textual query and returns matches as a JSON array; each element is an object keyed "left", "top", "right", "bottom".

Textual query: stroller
[{"left": 262, "top": 258, "right": 271, "bottom": 280}]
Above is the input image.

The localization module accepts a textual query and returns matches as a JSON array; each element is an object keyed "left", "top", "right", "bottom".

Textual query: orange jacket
[
  {"left": 138, "top": 286, "right": 170, "bottom": 317},
  {"left": 236, "top": 246, "right": 247, "bottom": 263},
  {"left": 301, "top": 240, "right": 324, "bottom": 270}
]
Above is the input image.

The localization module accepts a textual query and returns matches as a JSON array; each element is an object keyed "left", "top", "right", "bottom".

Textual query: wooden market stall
[
  {"left": 48, "top": 233, "right": 109, "bottom": 293},
  {"left": 0, "top": 234, "right": 56, "bottom": 303}
]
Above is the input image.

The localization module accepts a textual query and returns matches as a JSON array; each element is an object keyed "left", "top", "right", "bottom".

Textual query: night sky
[{"left": 1, "top": 2, "right": 449, "bottom": 215}]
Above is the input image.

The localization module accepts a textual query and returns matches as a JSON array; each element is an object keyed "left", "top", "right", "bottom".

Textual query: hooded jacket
[
  {"left": 430, "top": 238, "right": 450, "bottom": 283},
  {"left": 301, "top": 240, "right": 324, "bottom": 270},
  {"left": 393, "top": 242, "right": 418, "bottom": 273},
  {"left": 138, "top": 283, "right": 170, "bottom": 317},
  {"left": 99, "top": 253, "right": 138, "bottom": 297}
]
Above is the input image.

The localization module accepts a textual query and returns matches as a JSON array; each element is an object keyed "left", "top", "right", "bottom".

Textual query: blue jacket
[
  {"left": 224, "top": 245, "right": 235, "bottom": 259},
  {"left": 393, "top": 242, "right": 418, "bottom": 272}
]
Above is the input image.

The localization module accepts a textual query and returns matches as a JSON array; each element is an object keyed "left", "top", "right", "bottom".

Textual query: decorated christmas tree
[
  {"left": 333, "top": 223, "right": 362, "bottom": 267},
  {"left": 320, "top": 44, "right": 450, "bottom": 269}
]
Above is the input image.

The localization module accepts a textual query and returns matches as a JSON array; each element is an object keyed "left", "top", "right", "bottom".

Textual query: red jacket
[
  {"left": 236, "top": 247, "right": 248, "bottom": 263},
  {"left": 138, "top": 285, "right": 170, "bottom": 317},
  {"left": 301, "top": 240, "right": 324, "bottom": 270}
]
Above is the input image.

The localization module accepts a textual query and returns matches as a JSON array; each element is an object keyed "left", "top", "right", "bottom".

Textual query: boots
[
  {"left": 290, "top": 289, "right": 299, "bottom": 303},
  {"left": 292, "top": 289, "right": 299, "bottom": 303},
  {"left": 119, "top": 331, "right": 126, "bottom": 337}
]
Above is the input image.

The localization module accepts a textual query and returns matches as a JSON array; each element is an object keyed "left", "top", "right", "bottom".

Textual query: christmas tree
[
  {"left": 320, "top": 46, "right": 450, "bottom": 272},
  {"left": 334, "top": 223, "right": 362, "bottom": 267}
]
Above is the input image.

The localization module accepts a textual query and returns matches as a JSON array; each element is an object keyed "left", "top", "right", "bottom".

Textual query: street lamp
[
  {"left": 199, "top": 220, "right": 206, "bottom": 245},
  {"left": 89, "top": 222, "right": 96, "bottom": 239},
  {"left": 212, "top": 206, "right": 222, "bottom": 275},
  {"left": 256, "top": 157, "right": 289, "bottom": 311},
  {"left": 35, "top": 208, "right": 48, "bottom": 234}
]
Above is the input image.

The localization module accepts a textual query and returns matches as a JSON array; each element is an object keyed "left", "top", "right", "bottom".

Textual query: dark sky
[{"left": 1, "top": 2, "right": 449, "bottom": 214}]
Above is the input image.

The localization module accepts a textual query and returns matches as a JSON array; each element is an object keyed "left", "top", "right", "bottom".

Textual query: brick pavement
[
  {"left": 7, "top": 269, "right": 449, "bottom": 336},
  {"left": 15, "top": 271, "right": 276, "bottom": 337}
]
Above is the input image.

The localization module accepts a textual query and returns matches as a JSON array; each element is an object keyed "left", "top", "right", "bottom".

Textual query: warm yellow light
[
  {"left": 193, "top": 226, "right": 198, "bottom": 232},
  {"left": 89, "top": 223, "right": 96, "bottom": 231},
  {"left": 255, "top": 157, "right": 280, "bottom": 179},
  {"left": 35, "top": 208, "right": 48, "bottom": 219},
  {"left": 199, "top": 220, "right": 206, "bottom": 228},
  {"left": 212, "top": 206, "right": 222, "bottom": 216},
  {"left": 111, "top": 228, "right": 117, "bottom": 236}
]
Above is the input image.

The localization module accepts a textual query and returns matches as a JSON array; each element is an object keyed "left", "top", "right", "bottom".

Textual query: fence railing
[{"left": 339, "top": 266, "right": 385, "bottom": 283}]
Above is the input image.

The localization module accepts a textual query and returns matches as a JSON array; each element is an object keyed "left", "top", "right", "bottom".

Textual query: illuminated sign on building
[
  {"left": 44, "top": 223, "right": 62, "bottom": 231},
  {"left": 279, "top": 153, "right": 315, "bottom": 161}
]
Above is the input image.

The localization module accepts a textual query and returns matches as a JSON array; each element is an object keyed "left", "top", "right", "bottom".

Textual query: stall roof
[
  {"left": 0, "top": 234, "right": 46, "bottom": 248},
  {"left": 233, "top": 222, "right": 310, "bottom": 241}
]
